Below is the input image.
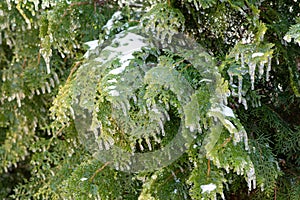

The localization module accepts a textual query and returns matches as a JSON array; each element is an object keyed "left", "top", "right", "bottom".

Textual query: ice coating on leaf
[
  {"left": 210, "top": 105, "right": 235, "bottom": 118},
  {"left": 183, "top": 91, "right": 204, "bottom": 133},
  {"left": 200, "top": 183, "right": 217, "bottom": 193},
  {"left": 84, "top": 40, "right": 99, "bottom": 51},
  {"left": 102, "top": 11, "right": 122, "bottom": 35},
  {"left": 92, "top": 31, "right": 148, "bottom": 67},
  {"left": 251, "top": 52, "right": 264, "bottom": 58},
  {"left": 109, "top": 62, "right": 127, "bottom": 75}
]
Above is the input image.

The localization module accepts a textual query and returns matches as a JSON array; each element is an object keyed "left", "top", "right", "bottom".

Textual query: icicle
[
  {"left": 45, "top": 82, "right": 51, "bottom": 93},
  {"left": 70, "top": 107, "right": 75, "bottom": 119},
  {"left": 168, "top": 34, "right": 172, "bottom": 44},
  {"left": 235, "top": 53, "right": 239, "bottom": 61},
  {"left": 97, "top": 140, "right": 103, "bottom": 150},
  {"left": 194, "top": 0, "right": 199, "bottom": 11},
  {"left": 241, "top": 53, "right": 245, "bottom": 69},
  {"left": 16, "top": 93, "right": 21, "bottom": 107},
  {"left": 266, "top": 56, "right": 271, "bottom": 81},
  {"left": 238, "top": 76, "right": 243, "bottom": 103},
  {"left": 31, "top": 0, "right": 39, "bottom": 11},
  {"left": 158, "top": 119, "right": 165, "bottom": 136},
  {"left": 107, "top": 136, "right": 114, "bottom": 146},
  {"left": 246, "top": 164, "right": 256, "bottom": 191},
  {"left": 2, "top": 71, "right": 5, "bottom": 81},
  {"left": 45, "top": 56, "right": 51, "bottom": 74},
  {"left": 103, "top": 140, "right": 110, "bottom": 150},
  {"left": 258, "top": 62, "right": 264, "bottom": 78},
  {"left": 243, "top": 130, "right": 249, "bottom": 151},
  {"left": 145, "top": 137, "right": 152, "bottom": 151},
  {"left": 41, "top": 86, "right": 45, "bottom": 94},
  {"left": 242, "top": 98, "right": 248, "bottom": 110},
  {"left": 53, "top": 72, "right": 60, "bottom": 84},
  {"left": 49, "top": 78, "right": 55, "bottom": 88},
  {"left": 248, "top": 62, "right": 256, "bottom": 90},
  {"left": 6, "top": 0, "right": 11, "bottom": 10},
  {"left": 139, "top": 140, "right": 144, "bottom": 151},
  {"left": 228, "top": 71, "right": 233, "bottom": 85}
]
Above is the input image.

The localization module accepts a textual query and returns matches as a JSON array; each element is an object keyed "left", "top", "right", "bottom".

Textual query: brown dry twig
[
  {"left": 207, "top": 159, "right": 211, "bottom": 177},
  {"left": 66, "top": 61, "right": 82, "bottom": 83},
  {"left": 89, "top": 162, "right": 111, "bottom": 182}
]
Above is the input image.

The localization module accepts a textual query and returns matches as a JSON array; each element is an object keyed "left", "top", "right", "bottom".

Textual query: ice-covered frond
[
  {"left": 224, "top": 37, "right": 274, "bottom": 109},
  {"left": 140, "top": 3, "right": 185, "bottom": 44},
  {"left": 201, "top": 126, "right": 256, "bottom": 192},
  {"left": 69, "top": 22, "right": 253, "bottom": 179},
  {"left": 284, "top": 22, "right": 300, "bottom": 46},
  {"left": 144, "top": 66, "right": 194, "bottom": 105},
  {"left": 183, "top": 88, "right": 211, "bottom": 133}
]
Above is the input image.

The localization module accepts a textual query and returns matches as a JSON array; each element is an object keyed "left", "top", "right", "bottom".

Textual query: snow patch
[
  {"left": 80, "top": 177, "right": 88, "bottom": 181},
  {"left": 102, "top": 11, "right": 122, "bottom": 33},
  {"left": 107, "top": 78, "right": 118, "bottom": 83},
  {"left": 109, "top": 65, "right": 127, "bottom": 75},
  {"left": 109, "top": 90, "right": 120, "bottom": 97},
  {"left": 201, "top": 183, "right": 217, "bottom": 193},
  {"left": 84, "top": 40, "right": 99, "bottom": 51}
]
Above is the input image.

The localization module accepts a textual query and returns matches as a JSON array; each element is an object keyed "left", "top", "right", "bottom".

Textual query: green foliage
[
  {"left": 1, "top": 0, "right": 299, "bottom": 199},
  {"left": 284, "top": 17, "right": 300, "bottom": 46}
]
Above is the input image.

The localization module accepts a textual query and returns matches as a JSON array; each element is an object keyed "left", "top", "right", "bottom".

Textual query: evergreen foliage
[{"left": 0, "top": 0, "right": 299, "bottom": 199}]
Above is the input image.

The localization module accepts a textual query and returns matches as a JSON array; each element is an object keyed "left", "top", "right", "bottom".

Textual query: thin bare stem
[{"left": 89, "top": 162, "right": 111, "bottom": 182}]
